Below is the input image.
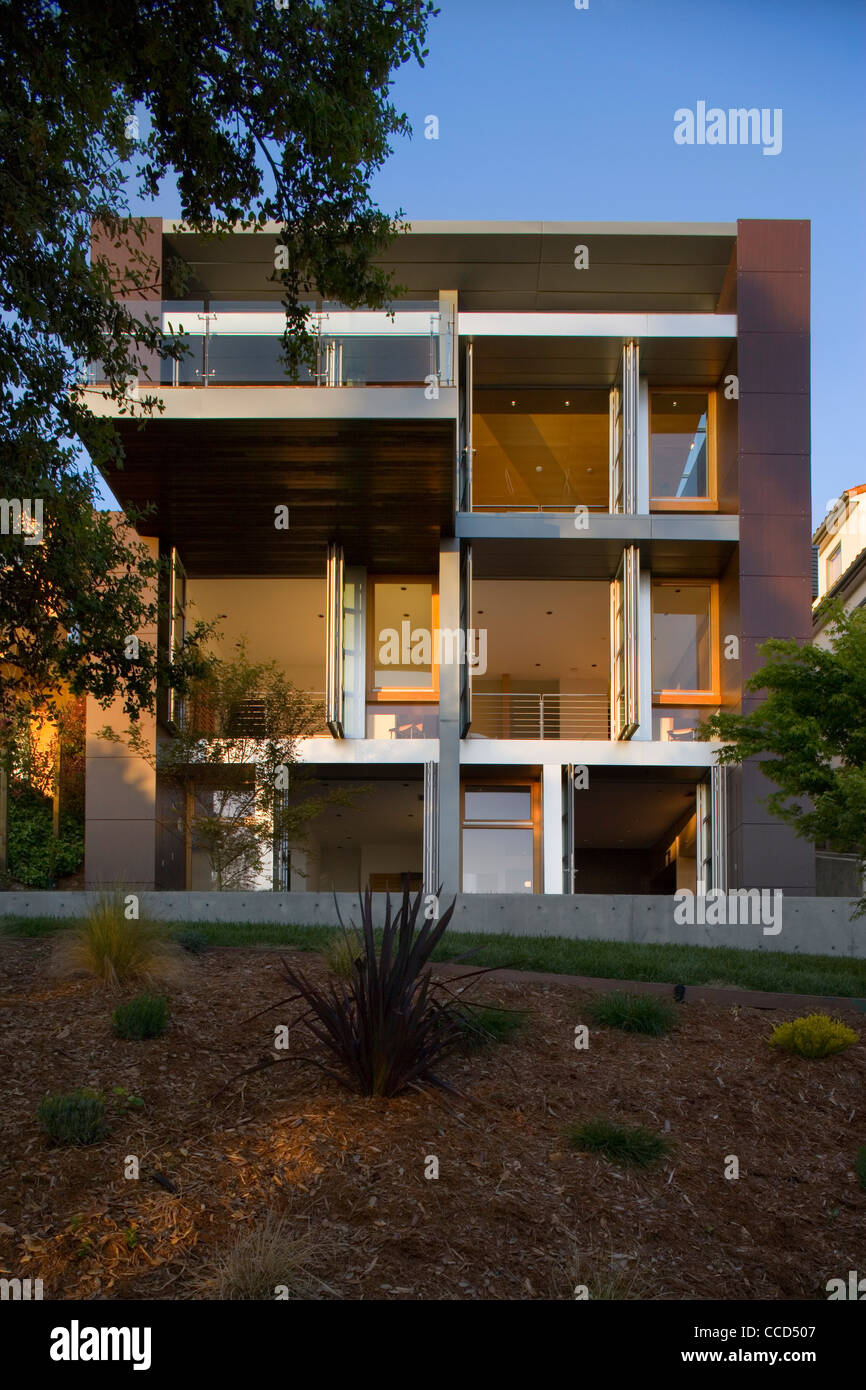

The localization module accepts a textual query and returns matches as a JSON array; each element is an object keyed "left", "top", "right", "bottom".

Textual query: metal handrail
[{"left": 470, "top": 692, "right": 610, "bottom": 740}]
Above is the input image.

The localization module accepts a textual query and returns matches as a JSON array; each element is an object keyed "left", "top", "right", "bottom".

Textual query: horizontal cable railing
[{"left": 470, "top": 692, "right": 610, "bottom": 740}]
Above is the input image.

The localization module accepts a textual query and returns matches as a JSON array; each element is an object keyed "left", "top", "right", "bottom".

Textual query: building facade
[{"left": 85, "top": 218, "right": 815, "bottom": 899}]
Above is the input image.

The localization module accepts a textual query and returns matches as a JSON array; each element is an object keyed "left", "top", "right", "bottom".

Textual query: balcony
[
  {"left": 89, "top": 301, "right": 455, "bottom": 390},
  {"left": 179, "top": 690, "right": 330, "bottom": 740},
  {"left": 470, "top": 692, "right": 610, "bottom": 740}
]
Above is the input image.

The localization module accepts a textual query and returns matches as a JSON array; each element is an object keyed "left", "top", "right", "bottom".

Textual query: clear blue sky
[{"left": 132, "top": 0, "right": 866, "bottom": 526}]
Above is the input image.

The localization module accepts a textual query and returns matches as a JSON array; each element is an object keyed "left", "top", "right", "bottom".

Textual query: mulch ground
[{"left": 0, "top": 937, "right": 864, "bottom": 1302}]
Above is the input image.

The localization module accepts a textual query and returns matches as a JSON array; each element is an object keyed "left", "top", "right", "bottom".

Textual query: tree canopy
[
  {"left": 0, "top": 0, "right": 437, "bottom": 737},
  {"left": 703, "top": 602, "right": 866, "bottom": 908}
]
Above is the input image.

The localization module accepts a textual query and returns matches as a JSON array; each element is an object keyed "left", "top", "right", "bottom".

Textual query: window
[
  {"left": 461, "top": 781, "right": 539, "bottom": 892},
  {"left": 827, "top": 544, "right": 843, "bottom": 588},
  {"left": 367, "top": 578, "right": 438, "bottom": 696},
  {"left": 651, "top": 393, "right": 714, "bottom": 507},
  {"left": 652, "top": 582, "right": 719, "bottom": 702}
]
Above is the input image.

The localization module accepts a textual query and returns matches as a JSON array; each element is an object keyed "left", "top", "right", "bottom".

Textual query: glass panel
[
  {"left": 464, "top": 785, "right": 532, "bottom": 821},
  {"left": 372, "top": 582, "right": 434, "bottom": 688},
  {"left": 462, "top": 827, "right": 534, "bottom": 892},
  {"left": 472, "top": 389, "right": 609, "bottom": 512},
  {"left": 651, "top": 393, "right": 708, "bottom": 498},
  {"left": 652, "top": 706, "right": 717, "bottom": 741},
  {"left": 652, "top": 585, "right": 712, "bottom": 691},
  {"left": 366, "top": 705, "right": 440, "bottom": 739}
]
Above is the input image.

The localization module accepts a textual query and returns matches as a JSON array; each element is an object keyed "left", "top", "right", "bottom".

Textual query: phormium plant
[{"left": 226, "top": 887, "right": 489, "bottom": 1099}]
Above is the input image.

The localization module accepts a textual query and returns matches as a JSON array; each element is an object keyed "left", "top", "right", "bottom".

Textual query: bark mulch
[{"left": 0, "top": 937, "right": 863, "bottom": 1301}]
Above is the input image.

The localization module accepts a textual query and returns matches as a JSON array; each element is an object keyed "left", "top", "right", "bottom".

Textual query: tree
[
  {"left": 702, "top": 602, "right": 866, "bottom": 911},
  {"left": 0, "top": 0, "right": 437, "bottom": 735},
  {"left": 103, "top": 641, "right": 357, "bottom": 890}
]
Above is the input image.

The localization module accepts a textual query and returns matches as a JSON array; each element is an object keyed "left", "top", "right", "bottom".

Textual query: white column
[{"left": 542, "top": 763, "right": 563, "bottom": 893}]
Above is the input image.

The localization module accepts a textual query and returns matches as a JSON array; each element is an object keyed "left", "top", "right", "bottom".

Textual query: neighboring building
[
  {"left": 811, "top": 485, "right": 866, "bottom": 896},
  {"left": 812, "top": 486, "right": 866, "bottom": 627},
  {"left": 84, "top": 218, "right": 814, "bottom": 898}
]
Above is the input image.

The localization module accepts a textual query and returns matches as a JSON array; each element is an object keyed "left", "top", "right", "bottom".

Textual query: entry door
[
  {"left": 610, "top": 545, "right": 640, "bottom": 739},
  {"left": 697, "top": 766, "right": 729, "bottom": 892},
  {"left": 423, "top": 760, "right": 439, "bottom": 892},
  {"left": 562, "top": 764, "right": 575, "bottom": 894}
]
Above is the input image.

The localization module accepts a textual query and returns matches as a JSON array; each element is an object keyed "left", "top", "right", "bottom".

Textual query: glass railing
[{"left": 89, "top": 300, "right": 455, "bottom": 389}]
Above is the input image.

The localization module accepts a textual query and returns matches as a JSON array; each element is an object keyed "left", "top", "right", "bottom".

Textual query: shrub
[
  {"left": 238, "top": 887, "right": 478, "bottom": 1098},
  {"left": 37, "top": 1089, "right": 107, "bottom": 1146},
  {"left": 768, "top": 1013, "right": 859, "bottom": 1059},
  {"left": 176, "top": 930, "right": 209, "bottom": 955},
  {"left": 455, "top": 1005, "right": 526, "bottom": 1051},
  {"left": 111, "top": 994, "right": 169, "bottom": 1040},
  {"left": 566, "top": 1118, "right": 671, "bottom": 1169},
  {"left": 587, "top": 991, "right": 677, "bottom": 1037},
  {"left": 7, "top": 785, "right": 84, "bottom": 888},
  {"left": 52, "top": 892, "right": 183, "bottom": 987},
  {"left": 214, "top": 1213, "right": 333, "bottom": 1300},
  {"left": 855, "top": 1146, "right": 866, "bottom": 1192}
]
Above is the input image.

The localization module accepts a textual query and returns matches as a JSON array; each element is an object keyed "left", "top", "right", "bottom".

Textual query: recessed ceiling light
[
  {"left": 587, "top": 467, "right": 593, "bottom": 473},
  {"left": 535, "top": 466, "right": 543, "bottom": 472}
]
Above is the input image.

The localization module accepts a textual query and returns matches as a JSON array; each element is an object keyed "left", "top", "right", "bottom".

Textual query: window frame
[
  {"left": 366, "top": 574, "right": 440, "bottom": 703},
  {"left": 460, "top": 775, "right": 542, "bottom": 893},
  {"left": 651, "top": 578, "right": 720, "bottom": 705},
  {"left": 649, "top": 388, "right": 718, "bottom": 513}
]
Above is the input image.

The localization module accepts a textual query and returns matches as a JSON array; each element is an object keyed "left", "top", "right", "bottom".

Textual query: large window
[
  {"left": 368, "top": 579, "right": 437, "bottom": 694},
  {"left": 652, "top": 582, "right": 718, "bottom": 701},
  {"left": 472, "top": 389, "right": 609, "bottom": 512},
  {"left": 651, "top": 393, "right": 714, "bottom": 508},
  {"left": 461, "top": 781, "right": 539, "bottom": 893}
]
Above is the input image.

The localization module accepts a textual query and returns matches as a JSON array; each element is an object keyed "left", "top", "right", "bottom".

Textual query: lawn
[
  {"left": 0, "top": 934, "right": 863, "bottom": 1301},
  {"left": 2, "top": 915, "right": 865, "bottom": 998}
]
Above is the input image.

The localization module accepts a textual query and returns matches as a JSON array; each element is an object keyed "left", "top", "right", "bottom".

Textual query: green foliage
[
  {"left": 37, "top": 1089, "right": 107, "bottom": 1147},
  {"left": 854, "top": 1146, "right": 866, "bottom": 1191},
  {"left": 566, "top": 1119, "right": 671, "bottom": 1169},
  {"left": 768, "top": 1012, "right": 858, "bottom": 1058},
  {"left": 455, "top": 1005, "right": 526, "bottom": 1050},
  {"left": 587, "top": 991, "right": 678, "bottom": 1037},
  {"left": 177, "top": 930, "right": 210, "bottom": 955},
  {"left": 0, "top": 1, "right": 437, "bottom": 728},
  {"left": 323, "top": 929, "right": 365, "bottom": 980},
  {"left": 6, "top": 786, "right": 84, "bottom": 888},
  {"left": 702, "top": 604, "right": 866, "bottom": 912},
  {"left": 111, "top": 993, "right": 169, "bottom": 1040}
]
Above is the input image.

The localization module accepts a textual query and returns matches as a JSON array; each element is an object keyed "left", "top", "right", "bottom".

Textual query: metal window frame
[
  {"left": 610, "top": 544, "right": 640, "bottom": 739},
  {"left": 423, "top": 761, "right": 439, "bottom": 892},
  {"left": 325, "top": 542, "right": 345, "bottom": 738}
]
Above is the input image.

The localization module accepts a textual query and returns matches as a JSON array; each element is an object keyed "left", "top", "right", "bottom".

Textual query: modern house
[{"left": 84, "top": 218, "right": 815, "bottom": 900}]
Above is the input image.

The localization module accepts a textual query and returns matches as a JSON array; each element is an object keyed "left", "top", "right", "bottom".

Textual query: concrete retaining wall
[{"left": 1, "top": 891, "right": 863, "bottom": 958}]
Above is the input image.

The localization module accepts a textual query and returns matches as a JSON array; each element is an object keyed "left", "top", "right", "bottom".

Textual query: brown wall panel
[
  {"left": 735, "top": 218, "right": 814, "bottom": 894},
  {"left": 737, "top": 332, "right": 810, "bottom": 395},
  {"left": 738, "top": 395, "right": 811, "bottom": 456},
  {"left": 738, "top": 455, "right": 811, "bottom": 517},
  {"left": 91, "top": 217, "right": 163, "bottom": 300}
]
